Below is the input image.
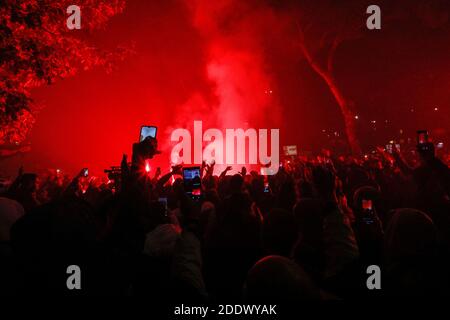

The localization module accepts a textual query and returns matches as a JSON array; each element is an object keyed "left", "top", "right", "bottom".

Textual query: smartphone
[
  {"left": 82, "top": 168, "right": 88, "bottom": 177},
  {"left": 263, "top": 182, "right": 270, "bottom": 193},
  {"left": 183, "top": 167, "right": 202, "bottom": 200},
  {"left": 417, "top": 130, "right": 428, "bottom": 144},
  {"left": 361, "top": 199, "right": 374, "bottom": 225},
  {"left": 436, "top": 142, "right": 444, "bottom": 149},
  {"left": 362, "top": 199, "right": 372, "bottom": 210},
  {"left": 139, "top": 126, "right": 157, "bottom": 142}
]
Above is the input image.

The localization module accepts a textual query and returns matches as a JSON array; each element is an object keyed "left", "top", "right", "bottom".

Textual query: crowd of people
[{"left": 0, "top": 136, "right": 450, "bottom": 300}]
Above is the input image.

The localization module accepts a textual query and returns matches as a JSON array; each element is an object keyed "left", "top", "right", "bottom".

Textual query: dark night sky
[{"left": 3, "top": 0, "right": 449, "bottom": 175}]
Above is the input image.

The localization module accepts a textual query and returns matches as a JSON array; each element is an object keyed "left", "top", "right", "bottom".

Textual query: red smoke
[
  {"left": 5, "top": 1, "right": 447, "bottom": 177},
  {"left": 161, "top": 0, "right": 286, "bottom": 173},
  {"left": 170, "top": 0, "right": 283, "bottom": 133}
]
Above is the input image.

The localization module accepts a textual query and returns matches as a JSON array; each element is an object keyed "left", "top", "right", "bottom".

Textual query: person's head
[
  {"left": 297, "top": 180, "right": 313, "bottom": 199},
  {"left": 203, "top": 188, "right": 220, "bottom": 209},
  {"left": 217, "top": 175, "right": 232, "bottom": 198},
  {"left": 138, "top": 200, "right": 168, "bottom": 234},
  {"left": 262, "top": 209, "right": 298, "bottom": 257},
  {"left": 143, "top": 223, "right": 181, "bottom": 258},
  {"left": 311, "top": 165, "right": 336, "bottom": 199},
  {"left": 244, "top": 255, "right": 321, "bottom": 301},
  {"left": 20, "top": 173, "right": 39, "bottom": 193},
  {"left": 383, "top": 208, "right": 440, "bottom": 295},
  {"left": 203, "top": 175, "right": 218, "bottom": 191},
  {"left": 417, "top": 142, "right": 435, "bottom": 164},
  {"left": 11, "top": 198, "right": 97, "bottom": 257},
  {"left": 277, "top": 178, "right": 297, "bottom": 211},
  {"left": 230, "top": 174, "right": 244, "bottom": 194},
  {"left": 345, "top": 166, "right": 371, "bottom": 195},
  {"left": 0, "top": 197, "right": 25, "bottom": 242},
  {"left": 199, "top": 200, "right": 216, "bottom": 238},
  {"left": 172, "top": 177, "right": 184, "bottom": 197},
  {"left": 293, "top": 198, "right": 323, "bottom": 248},
  {"left": 384, "top": 208, "right": 437, "bottom": 264},
  {"left": 249, "top": 175, "right": 265, "bottom": 198}
]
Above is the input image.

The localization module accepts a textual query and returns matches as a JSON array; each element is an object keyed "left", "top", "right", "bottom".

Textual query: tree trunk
[
  {"left": 298, "top": 39, "right": 362, "bottom": 155},
  {"left": 319, "top": 73, "right": 361, "bottom": 155}
]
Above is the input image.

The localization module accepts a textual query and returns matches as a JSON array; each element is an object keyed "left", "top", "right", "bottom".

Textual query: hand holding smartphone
[
  {"left": 132, "top": 126, "right": 159, "bottom": 167},
  {"left": 416, "top": 130, "right": 435, "bottom": 159},
  {"left": 417, "top": 130, "right": 429, "bottom": 145}
]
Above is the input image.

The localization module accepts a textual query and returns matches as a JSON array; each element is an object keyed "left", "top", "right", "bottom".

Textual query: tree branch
[
  {"left": 295, "top": 21, "right": 328, "bottom": 80},
  {"left": 0, "top": 143, "right": 31, "bottom": 159},
  {"left": 327, "top": 37, "right": 340, "bottom": 73}
]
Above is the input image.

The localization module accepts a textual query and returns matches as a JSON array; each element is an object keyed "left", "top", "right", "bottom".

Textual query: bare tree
[
  {"left": 293, "top": 0, "right": 449, "bottom": 154},
  {"left": 294, "top": 1, "right": 370, "bottom": 154}
]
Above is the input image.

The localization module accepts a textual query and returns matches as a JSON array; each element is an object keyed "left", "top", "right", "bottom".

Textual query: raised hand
[
  {"left": 76, "top": 168, "right": 87, "bottom": 179},
  {"left": 171, "top": 164, "right": 183, "bottom": 175},
  {"left": 219, "top": 165, "right": 232, "bottom": 179},
  {"left": 207, "top": 160, "right": 216, "bottom": 174},
  {"left": 375, "top": 146, "right": 386, "bottom": 156},
  {"left": 201, "top": 160, "right": 206, "bottom": 174},
  {"left": 239, "top": 166, "right": 247, "bottom": 176},
  {"left": 154, "top": 167, "right": 162, "bottom": 179}
]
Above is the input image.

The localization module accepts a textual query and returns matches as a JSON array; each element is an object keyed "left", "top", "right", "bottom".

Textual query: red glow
[
  {"left": 2, "top": 1, "right": 448, "bottom": 176},
  {"left": 145, "top": 160, "right": 151, "bottom": 173}
]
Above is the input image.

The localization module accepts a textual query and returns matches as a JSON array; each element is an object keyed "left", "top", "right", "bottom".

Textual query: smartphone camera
[{"left": 83, "top": 168, "right": 88, "bottom": 177}]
